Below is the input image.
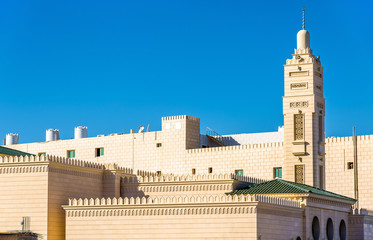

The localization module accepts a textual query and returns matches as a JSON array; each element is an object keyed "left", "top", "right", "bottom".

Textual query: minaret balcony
[{"left": 292, "top": 141, "right": 306, "bottom": 156}]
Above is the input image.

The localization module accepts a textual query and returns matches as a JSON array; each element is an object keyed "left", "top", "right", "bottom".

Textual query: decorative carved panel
[
  {"left": 290, "top": 101, "right": 309, "bottom": 108},
  {"left": 290, "top": 82, "right": 308, "bottom": 89},
  {"left": 294, "top": 114, "right": 304, "bottom": 140},
  {"left": 295, "top": 165, "right": 304, "bottom": 184}
]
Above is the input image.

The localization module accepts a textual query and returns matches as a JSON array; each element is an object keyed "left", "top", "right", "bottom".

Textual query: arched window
[
  {"left": 326, "top": 218, "right": 334, "bottom": 240},
  {"left": 312, "top": 216, "right": 320, "bottom": 240},
  {"left": 339, "top": 219, "right": 347, "bottom": 240},
  {"left": 296, "top": 237, "right": 301, "bottom": 240}
]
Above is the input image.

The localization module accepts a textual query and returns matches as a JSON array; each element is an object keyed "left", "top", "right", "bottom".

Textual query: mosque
[{"left": 0, "top": 10, "right": 372, "bottom": 240}]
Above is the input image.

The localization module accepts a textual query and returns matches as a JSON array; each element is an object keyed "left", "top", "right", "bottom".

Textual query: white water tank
[
  {"left": 74, "top": 126, "right": 88, "bottom": 139},
  {"left": 46, "top": 129, "right": 60, "bottom": 141},
  {"left": 6, "top": 133, "right": 19, "bottom": 145}
]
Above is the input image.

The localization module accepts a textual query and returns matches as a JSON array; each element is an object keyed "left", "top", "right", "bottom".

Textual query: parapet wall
[
  {"left": 67, "top": 194, "right": 301, "bottom": 209},
  {"left": 123, "top": 173, "right": 267, "bottom": 184},
  {"left": 0, "top": 155, "right": 133, "bottom": 174}
]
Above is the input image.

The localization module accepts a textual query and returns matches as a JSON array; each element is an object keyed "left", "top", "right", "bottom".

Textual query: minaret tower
[{"left": 283, "top": 8, "right": 325, "bottom": 188}]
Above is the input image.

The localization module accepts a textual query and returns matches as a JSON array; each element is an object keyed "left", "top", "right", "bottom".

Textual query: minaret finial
[{"left": 302, "top": 7, "right": 305, "bottom": 30}]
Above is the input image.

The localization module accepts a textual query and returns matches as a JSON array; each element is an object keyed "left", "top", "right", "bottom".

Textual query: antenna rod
[
  {"left": 302, "top": 7, "right": 305, "bottom": 30},
  {"left": 353, "top": 126, "right": 359, "bottom": 209}
]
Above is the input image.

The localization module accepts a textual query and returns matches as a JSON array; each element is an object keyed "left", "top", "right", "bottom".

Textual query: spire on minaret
[
  {"left": 297, "top": 7, "right": 310, "bottom": 49},
  {"left": 302, "top": 7, "right": 305, "bottom": 30}
]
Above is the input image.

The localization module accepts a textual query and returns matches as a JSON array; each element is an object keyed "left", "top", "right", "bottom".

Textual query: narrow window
[
  {"left": 156, "top": 171, "right": 162, "bottom": 176},
  {"left": 319, "top": 165, "right": 324, "bottom": 189},
  {"left": 156, "top": 143, "right": 162, "bottom": 148},
  {"left": 347, "top": 162, "right": 353, "bottom": 169},
  {"left": 96, "top": 148, "right": 104, "bottom": 157},
  {"left": 319, "top": 115, "right": 323, "bottom": 142},
  {"left": 295, "top": 165, "right": 304, "bottom": 184},
  {"left": 38, "top": 152, "right": 46, "bottom": 157},
  {"left": 67, "top": 150, "right": 75, "bottom": 158},
  {"left": 273, "top": 167, "right": 282, "bottom": 178},
  {"left": 235, "top": 170, "right": 243, "bottom": 176},
  {"left": 192, "top": 168, "right": 196, "bottom": 175},
  {"left": 294, "top": 114, "right": 304, "bottom": 140},
  {"left": 339, "top": 220, "right": 346, "bottom": 240},
  {"left": 208, "top": 167, "right": 213, "bottom": 174},
  {"left": 312, "top": 216, "right": 320, "bottom": 240},
  {"left": 326, "top": 218, "right": 334, "bottom": 240}
]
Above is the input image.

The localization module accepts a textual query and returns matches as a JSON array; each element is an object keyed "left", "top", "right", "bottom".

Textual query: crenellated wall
[
  {"left": 0, "top": 155, "right": 126, "bottom": 240},
  {"left": 121, "top": 173, "right": 267, "bottom": 198},
  {"left": 325, "top": 135, "right": 373, "bottom": 210},
  {"left": 63, "top": 194, "right": 302, "bottom": 240}
]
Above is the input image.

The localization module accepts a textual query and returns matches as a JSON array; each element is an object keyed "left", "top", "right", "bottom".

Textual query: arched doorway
[
  {"left": 326, "top": 218, "right": 334, "bottom": 240},
  {"left": 339, "top": 219, "right": 347, "bottom": 240},
  {"left": 312, "top": 216, "right": 320, "bottom": 240}
]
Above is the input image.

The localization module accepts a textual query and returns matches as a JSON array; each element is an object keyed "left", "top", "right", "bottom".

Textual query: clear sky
[{"left": 0, "top": 0, "right": 372, "bottom": 143}]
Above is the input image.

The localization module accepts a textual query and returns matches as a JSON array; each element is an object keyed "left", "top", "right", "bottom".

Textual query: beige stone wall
[
  {"left": 0, "top": 155, "right": 110, "bottom": 240},
  {"left": 186, "top": 143, "right": 283, "bottom": 178},
  {"left": 256, "top": 204, "right": 303, "bottom": 240},
  {"left": 325, "top": 135, "right": 373, "bottom": 210},
  {"left": 63, "top": 195, "right": 301, "bottom": 240},
  {"left": 348, "top": 210, "right": 373, "bottom": 240},
  {"left": 0, "top": 162, "right": 49, "bottom": 239},
  {"left": 302, "top": 203, "right": 349, "bottom": 239},
  {"left": 7, "top": 115, "right": 201, "bottom": 175},
  {"left": 47, "top": 163, "right": 104, "bottom": 240}
]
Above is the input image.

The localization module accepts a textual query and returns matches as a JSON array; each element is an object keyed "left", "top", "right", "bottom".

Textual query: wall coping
[{"left": 66, "top": 194, "right": 301, "bottom": 208}]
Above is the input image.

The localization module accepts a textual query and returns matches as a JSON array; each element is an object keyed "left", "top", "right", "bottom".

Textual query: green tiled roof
[
  {"left": 0, "top": 146, "right": 35, "bottom": 157},
  {"left": 228, "top": 178, "right": 356, "bottom": 201}
]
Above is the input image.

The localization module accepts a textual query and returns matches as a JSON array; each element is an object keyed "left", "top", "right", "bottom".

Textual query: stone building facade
[{"left": 1, "top": 16, "right": 373, "bottom": 240}]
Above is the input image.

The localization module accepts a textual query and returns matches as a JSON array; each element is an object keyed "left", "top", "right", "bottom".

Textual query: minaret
[{"left": 283, "top": 8, "right": 325, "bottom": 188}]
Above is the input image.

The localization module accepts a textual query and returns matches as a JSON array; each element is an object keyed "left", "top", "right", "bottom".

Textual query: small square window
[
  {"left": 192, "top": 168, "right": 196, "bottom": 175},
  {"left": 235, "top": 169, "right": 243, "bottom": 176},
  {"left": 156, "top": 143, "right": 162, "bottom": 148},
  {"left": 67, "top": 150, "right": 75, "bottom": 158},
  {"left": 38, "top": 152, "right": 46, "bottom": 157},
  {"left": 347, "top": 162, "right": 353, "bottom": 170},
  {"left": 208, "top": 167, "right": 213, "bottom": 174},
  {"left": 96, "top": 148, "right": 104, "bottom": 157},
  {"left": 274, "top": 167, "right": 282, "bottom": 178}
]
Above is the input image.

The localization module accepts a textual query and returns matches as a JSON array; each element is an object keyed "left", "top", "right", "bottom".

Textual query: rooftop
[
  {"left": 228, "top": 178, "right": 356, "bottom": 202},
  {"left": 0, "top": 146, "right": 34, "bottom": 157}
]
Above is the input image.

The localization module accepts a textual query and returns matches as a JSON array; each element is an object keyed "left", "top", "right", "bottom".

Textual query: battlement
[
  {"left": 122, "top": 173, "right": 267, "bottom": 184},
  {"left": 187, "top": 141, "right": 283, "bottom": 153},
  {"left": 162, "top": 115, "right": 199, "bottom": 121},
  {"left": 325, "top": 134, "right": 373, "bottom": 143},
  {"left": 67, "top": 194, "right": 300, "bottom": 208},
  {"left": 0, "top": 155, "right": 132, "bottom": 174}
]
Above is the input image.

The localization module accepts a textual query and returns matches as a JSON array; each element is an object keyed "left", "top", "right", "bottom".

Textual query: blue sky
[{"left": 0, "top": 0, "right": 372, "bottom": 143}]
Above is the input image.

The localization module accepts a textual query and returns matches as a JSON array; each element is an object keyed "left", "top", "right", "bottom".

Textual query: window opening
[
  {"left": 67, "top": 150, "right": 75, "bottom": 158},
  {"left": 96, "top": 148, "right": 104, "bottom": 157},
  {"left": 235, "top": 169, "right": 243, "bottom": 176},
  {"left": 347, "top": 162, "right": 353, "bottom": 169},
  {"left": 273, "top": 167, "right": 282, "bottom": 178}
]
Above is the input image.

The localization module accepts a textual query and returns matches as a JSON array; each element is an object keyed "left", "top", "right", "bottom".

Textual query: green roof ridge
[
  {"left": 228, "top": 178, "right": 356, "bottom": 201},
  {"left": 0, "top": 146, "right": 35, "bottom": 157}
]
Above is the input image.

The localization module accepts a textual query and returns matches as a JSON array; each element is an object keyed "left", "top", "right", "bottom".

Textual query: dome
[{"left": 297, "top": 29, "right": 310, "bottom": 49}]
